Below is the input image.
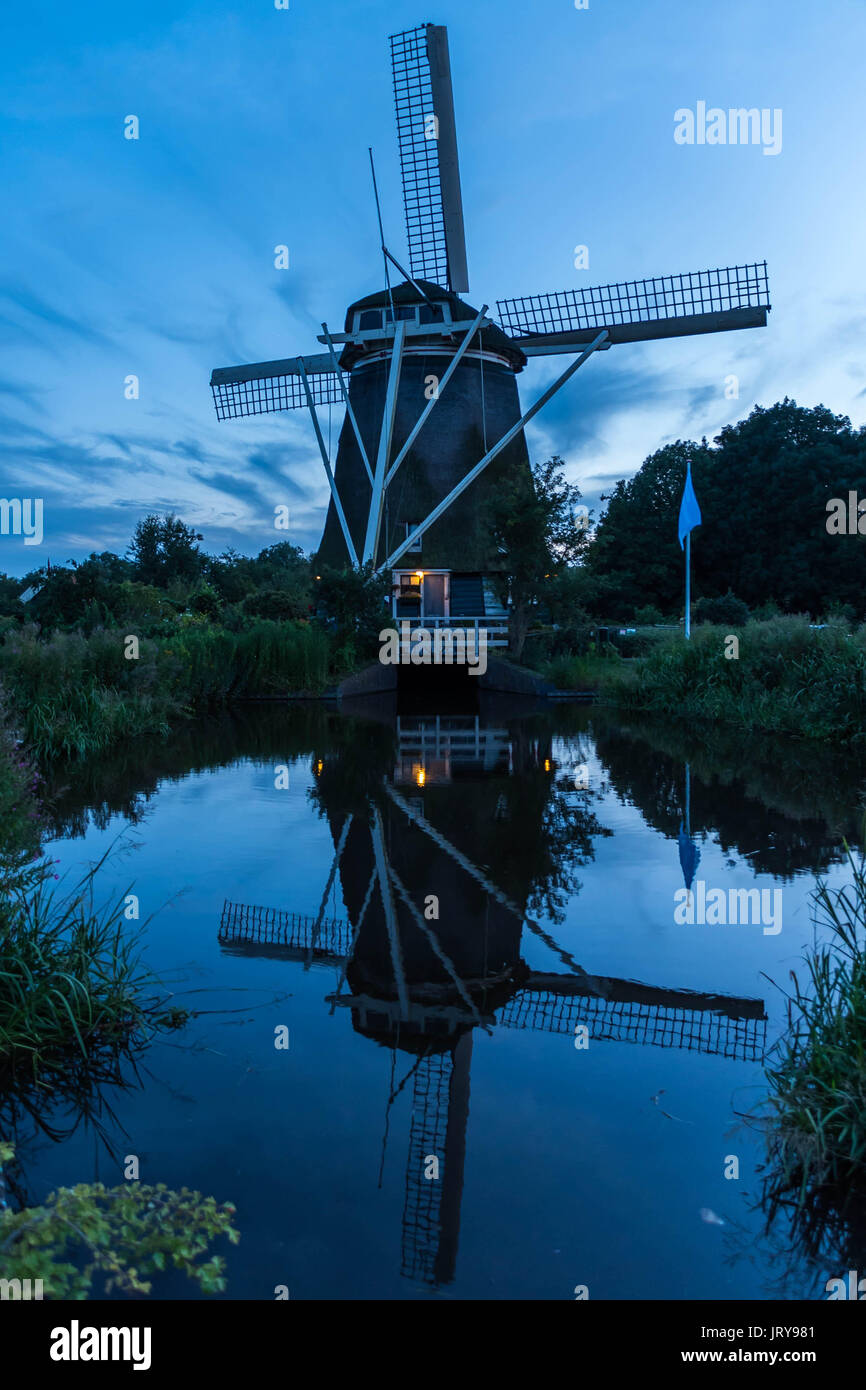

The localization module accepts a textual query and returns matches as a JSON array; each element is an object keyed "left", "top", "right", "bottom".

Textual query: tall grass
[
  {"left": 763, "top": 832, "right": 866, "bottom": 1192},
  {"left": 602, "top": 616, "right": 866, "bottom": 742},
  {"left": 0, "top": 852, "right": 172, "bottom": 1084},
  {"left": 164, "top": 621, "right": 331, "bottom": 707},
  {"left": 0, "top": 620, "right": 333, "bottom": 761}
]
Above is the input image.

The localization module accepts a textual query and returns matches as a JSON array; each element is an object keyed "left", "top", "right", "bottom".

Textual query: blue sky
[{"left": 0, "top": 0, "right": 863, "bottom": 574}]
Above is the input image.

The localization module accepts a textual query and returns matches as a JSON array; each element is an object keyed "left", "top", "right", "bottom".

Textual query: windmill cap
[{"left": 344, "top": 280, "right": 527, "bottom": 370}]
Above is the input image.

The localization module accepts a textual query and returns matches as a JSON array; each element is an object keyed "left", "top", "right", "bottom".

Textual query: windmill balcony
[{"left": 391, "top": 615, "right": 509, "bottom": 650}]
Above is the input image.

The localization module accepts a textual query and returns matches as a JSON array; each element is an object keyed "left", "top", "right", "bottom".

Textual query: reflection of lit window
[{"left": 414, "top": 765, "right": 426, "bottom": 788}]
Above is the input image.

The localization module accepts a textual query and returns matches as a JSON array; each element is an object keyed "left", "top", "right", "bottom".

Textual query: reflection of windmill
[
  {"left": 218, "top": 786, "right": 767, "bottom": 1287},
  {"left": 209, "top": 23, "right": 770, "bottom": 627}
]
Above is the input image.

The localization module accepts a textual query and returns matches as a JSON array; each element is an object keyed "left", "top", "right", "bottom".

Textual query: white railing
[{"left": 393, "top": 615, "right": 509, "bottom": 648}]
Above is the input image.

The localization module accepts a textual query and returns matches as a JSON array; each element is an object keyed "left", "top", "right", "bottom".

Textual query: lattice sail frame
[
  {"left": 210, "top": 361, "right": 349, "bottom": 420},
  {"left": 390, "top": 25, "right": 450, "bottom": 289},
  {"left": 497, "top": 261, "right": 770, "bottom": 339}
]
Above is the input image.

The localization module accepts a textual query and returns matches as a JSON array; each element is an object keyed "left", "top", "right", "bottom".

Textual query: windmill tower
[{"left": 210, "top": 22, "right": 771, "bottom": 631}]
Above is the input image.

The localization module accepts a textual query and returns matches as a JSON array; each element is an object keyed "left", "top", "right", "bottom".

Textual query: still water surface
[{"left": 16, "top": 697, "right": 866, "bottom": 1299}]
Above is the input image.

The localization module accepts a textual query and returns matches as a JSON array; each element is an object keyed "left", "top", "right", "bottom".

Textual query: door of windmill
[{"left": 422, "top": 573, "right": 447, "bottom": 618}]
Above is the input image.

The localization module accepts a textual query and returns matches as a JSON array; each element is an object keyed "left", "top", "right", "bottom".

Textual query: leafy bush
[
  {"left": 694, "top": 589, "right": 750, "bottom": 626},
  {"left": 634, "top": 604, "right": 665, "bottom": 626},
  {"left": 0, "top": 1150, "right": 238, "bottom": 1298}
]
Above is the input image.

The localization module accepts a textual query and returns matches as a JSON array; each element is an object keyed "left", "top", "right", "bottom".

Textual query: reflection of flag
[
  {"left": 678, "top": 821, "right": 701, "bottom": 891},
  {"left": 678, "top": 460, "right": 702, "bottom": 549}
]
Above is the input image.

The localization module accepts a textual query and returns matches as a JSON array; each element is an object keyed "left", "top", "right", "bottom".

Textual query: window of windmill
[
  {"left": 397, "top": 575, "right": 422, "bottom": 608},
  {"left": 384, "top": 306, "right": 418, "bottom": 324}
]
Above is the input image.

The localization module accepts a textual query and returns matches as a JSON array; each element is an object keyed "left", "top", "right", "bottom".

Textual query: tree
[
  {"left": 486, "top": 455, "right": 590, "bottom": 660},
  {"left": 128, "top": 514, "right": 204, "bottom": 588},
  {"left": 585, "top": 401, "right": 866, "bottom": 618}
]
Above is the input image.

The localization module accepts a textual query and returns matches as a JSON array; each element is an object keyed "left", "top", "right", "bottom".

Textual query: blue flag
[{"left": 678, "top": 460, "right": 702, "bottom": 549}]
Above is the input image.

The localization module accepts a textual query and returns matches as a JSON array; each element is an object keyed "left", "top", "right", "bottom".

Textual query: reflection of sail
[
  {"left": 401, "top": 1037, "right": 471, "bottom": 1285},
  {"left": 218, "top": 899, "right": 766, "bottom": 1061},
  {"left": 499, "top": 975, "right": 765, "bottom": 1060}
]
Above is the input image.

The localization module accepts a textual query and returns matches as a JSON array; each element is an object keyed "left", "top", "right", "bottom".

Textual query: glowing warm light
[
  {"left": 544, "top": 759, "right": 551, "bottom": 772},
  {"left": 316, "top": 759, "right": 323, "bottom": 774},
  {"left": 415, "top": 571, "right": 424, "bottom": 579},
  {"left": 415, "top": 766, "right": 427, "bottom": 788},
  {"left": 315, "top": 575, "right": 321, "bottom": 580}
]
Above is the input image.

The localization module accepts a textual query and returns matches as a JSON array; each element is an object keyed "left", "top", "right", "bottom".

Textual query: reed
[
  {"left": 604, "top": 617, "right": 866, "bottom": 742},
  {"left": 763, "top": 830, "right": 866, "bottom": 1192},
  {"left": 0, "top": 851, "right": 166, "bottom": 1084}
]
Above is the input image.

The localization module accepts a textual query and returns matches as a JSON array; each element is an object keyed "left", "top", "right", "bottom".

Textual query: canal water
[{"left": 12, "top": 698, "right": 865, "bottom": 1300}]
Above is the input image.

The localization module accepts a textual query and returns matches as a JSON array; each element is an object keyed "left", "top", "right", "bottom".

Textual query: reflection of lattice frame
[
  {"left": 218, "top": 900, "right": 352, "bottom": 957},
  {"left": 500, "top": 989, "right": 767, "bottom": 1062},
  {"left": 401, "top": 1049, "right": 453, "bottom": 1284}
]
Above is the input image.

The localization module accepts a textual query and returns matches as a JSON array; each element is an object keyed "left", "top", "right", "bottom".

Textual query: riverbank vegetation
[
  {"left": 0, "top": 515, "right": 388, "bottom": 761},
  {"left": 752, "top": 832, "right": 866, "bottom": 1280},
  {"left": 0, "top": 1145, "right": 239, "bottom": 1297},
  {"left": 552, "top": 617, "right": 866, "bottom": 744},
  {"left": 763, "top": 837, "right": 866, "bottom": 1192}
]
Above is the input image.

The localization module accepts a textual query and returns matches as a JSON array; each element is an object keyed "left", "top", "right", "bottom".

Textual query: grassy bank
[
  {"left": 763, "top": 833, "right": 866, "bottom": 1199},
  {"left": 549, "top": 618, "right": 866, "bottom": 744},
  {"left": 0, "top": 620, "right": 332, "bottom": 760}
]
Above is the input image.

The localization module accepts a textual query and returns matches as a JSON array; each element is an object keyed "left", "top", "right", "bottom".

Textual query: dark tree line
[{"left": 584, "top": 400, "right": 866, "bottom": 618}]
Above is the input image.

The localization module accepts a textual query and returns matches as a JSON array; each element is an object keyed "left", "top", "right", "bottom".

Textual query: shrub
[
  {"left": 634, "top": 604, "right": 665, "bottom": 626},
  {"left": 694, "top": 589, "right": 750, "bottom": 626},
  {"left": 0, "top": 1147, "right": 239, "bottom": 1297}
]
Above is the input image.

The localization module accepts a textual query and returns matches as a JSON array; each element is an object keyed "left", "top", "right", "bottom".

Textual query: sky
[{"left": 0, "top": 0, "right": 864, "bottom": 575}]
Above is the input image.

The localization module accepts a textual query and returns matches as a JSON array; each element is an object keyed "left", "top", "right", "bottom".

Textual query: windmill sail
[
  {"left": 210, "top": 353, "right": 349, "bottom": 419},
  {"left": 390, "top": 24, "right": 469, "bottom": 293},
  {"left": 497, "top": 262, "right": 770, "bottom": 354}
]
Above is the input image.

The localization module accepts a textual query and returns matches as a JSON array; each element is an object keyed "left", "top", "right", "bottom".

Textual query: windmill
[{"left": 210, "top": 23, "right": 771, "bottom": 632}]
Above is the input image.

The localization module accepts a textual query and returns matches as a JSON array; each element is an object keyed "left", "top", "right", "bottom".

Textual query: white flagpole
[{"left": 685, "top": 530, "right": 691, "bottom": 640}]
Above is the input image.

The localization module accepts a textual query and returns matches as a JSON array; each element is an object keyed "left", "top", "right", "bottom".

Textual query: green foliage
[
  {"left": 604, "top": 616, "right": 866, "bottom": 742},
  {"left": 763, "top": 833, "right": 866, "bottom": 1191},
  {"left": 543, "top": 651, "right": 621, "bottom": 691},
  {"left": 161, "top": 621, "right": 331, "bottom": 706},
  {"left": 0, "top": 1170, "right": 239, "bottom": 1297},
  {"left": 0, "top": 857, "right": 161, "bottom": 1082},
  {"left": 694, "top": 590, "right": 750, "bottom": 626},
  {"left": 128, "top": 513, "right": 205, "bottom": 589},
  {"left": 634, "top": 604, "right": 665, "bottom": 626},
  {"left": 0, "top": 626, "right": 171, "bottom": 760},
  {"left": 0, "top": 696, "right": 43, "bottom": 879},
  {"left": 242, "top": 587, "right": 306, "bottom": 621},
  {"left": 314, "top": 564, "right": 389, "bottom": 665},
  {"left": 485, "top": 455, "right": 590, "bottom": 659}
]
